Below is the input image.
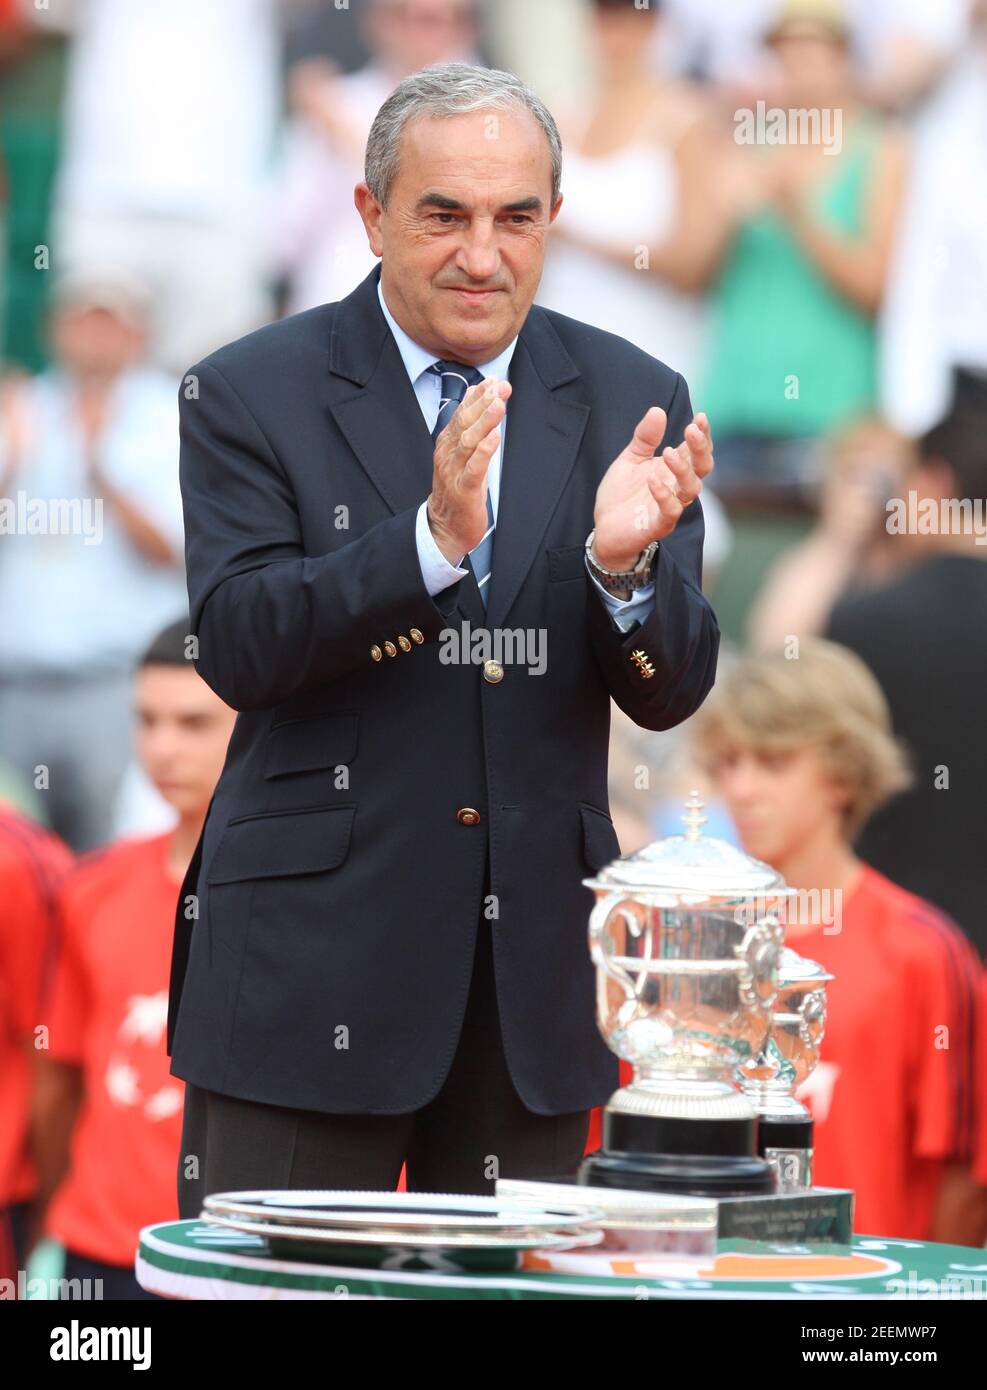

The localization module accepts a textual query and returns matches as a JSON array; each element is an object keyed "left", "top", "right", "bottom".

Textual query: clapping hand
[{"left": 592, "top": 407, "right": 714, "bottom": 569}]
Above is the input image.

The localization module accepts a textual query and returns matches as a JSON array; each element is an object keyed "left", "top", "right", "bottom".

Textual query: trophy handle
[
  {"left": 588, "top": 893, "right": 648, "bottom": 1002},
  {"left": 798, "top": 987, "right": 828, "bottom": 1051},
  {"left": 735, "top": 913, "right": 783, "bottom": 1010}
]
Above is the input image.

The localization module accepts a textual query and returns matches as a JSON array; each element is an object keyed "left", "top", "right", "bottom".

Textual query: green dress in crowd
[
  {"left": 0, "top": 32, "right": 68, "bottom": 372},
  {"left": 700, "top": 113, "right": 883, "bottom": 439}
]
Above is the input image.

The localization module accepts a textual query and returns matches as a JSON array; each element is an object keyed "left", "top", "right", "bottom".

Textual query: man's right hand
[{"left": 426, "top": 377, "right": 512, "bottom": 566}]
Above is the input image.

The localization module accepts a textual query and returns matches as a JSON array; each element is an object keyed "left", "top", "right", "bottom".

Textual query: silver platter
[
  {"left": 201, "top": 1189, "right": 605, "bottom": 1236},
  {"left": 199, "top": 1211, "right": 605, "bottom": 1252}
]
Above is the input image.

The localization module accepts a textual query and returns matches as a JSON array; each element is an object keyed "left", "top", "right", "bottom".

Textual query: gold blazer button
[{"left": 629, "top": 648, "right": 655, "bottom": 679}]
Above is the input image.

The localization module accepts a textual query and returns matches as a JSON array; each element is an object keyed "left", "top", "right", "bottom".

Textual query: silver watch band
[{"left": 585, "top": 529, "right": 658, "bottom": 595}]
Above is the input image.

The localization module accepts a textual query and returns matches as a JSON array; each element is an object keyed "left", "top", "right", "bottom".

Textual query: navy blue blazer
[{"left": 167, "top": 261, "right": 720, "bottom": 1115}]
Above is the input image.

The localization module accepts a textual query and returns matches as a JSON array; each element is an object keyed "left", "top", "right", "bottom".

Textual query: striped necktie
[{"left": 428, "top": 359, "right": 495, "bottom": 607}]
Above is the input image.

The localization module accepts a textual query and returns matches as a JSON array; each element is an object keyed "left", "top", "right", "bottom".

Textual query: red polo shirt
[{"left": 44, "top": 833, "right": 184, "bottom": 1267}]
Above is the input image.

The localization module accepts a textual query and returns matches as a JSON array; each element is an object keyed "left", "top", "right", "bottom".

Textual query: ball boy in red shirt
[
  {"left": 689, "top": 639, "right": 985, "bottom": 1242},
  {"left": 34, "top": 618, "right": 236, "bottom": 1297}
]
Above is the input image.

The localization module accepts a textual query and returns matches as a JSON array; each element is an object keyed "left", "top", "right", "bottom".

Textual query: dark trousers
[
  {"left": 0, "top": 1200, "right": 29, "bottom": 1287},
  {"left": 60, "top": 1247, "right": 163, "bottom": 1301},
  {"left": 177, "top": 871, "right": 589, "bottom": 1215}
]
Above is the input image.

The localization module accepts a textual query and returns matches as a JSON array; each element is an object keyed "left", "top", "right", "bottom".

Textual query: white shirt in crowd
[
  {"left": 53, "top": 0, "right": 279, "bottom": 224},
  {"left": 879, "top": 42, "right": 987, "bottom": 433},
  {"left": 0, "top": 367, "right": 188, "bottom": 674}
]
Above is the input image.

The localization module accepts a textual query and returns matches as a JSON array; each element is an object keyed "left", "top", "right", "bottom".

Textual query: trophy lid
[
  {"left": 584, "top": 791, "right": 793, "bottom": 904},
  {"left": 777, "top": 946, "right": 834, "bottom": 986}
]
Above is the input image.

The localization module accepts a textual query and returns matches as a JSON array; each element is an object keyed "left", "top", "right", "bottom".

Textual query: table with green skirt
[{"left": 136, "top": 1219, "right": 987, "bottom": 1301}]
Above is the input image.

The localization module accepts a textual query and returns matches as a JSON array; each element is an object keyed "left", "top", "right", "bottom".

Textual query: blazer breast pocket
[
  {"left": 547, "top": 544, "right": 588, "bottom": 583},
  {"left": 264, "top": 712, "right": 359, "bottom": 780}
]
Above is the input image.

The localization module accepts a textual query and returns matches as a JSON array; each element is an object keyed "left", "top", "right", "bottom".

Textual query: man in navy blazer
[{"left": 170, "top": 62, "right": 719, "bottom": 1209}]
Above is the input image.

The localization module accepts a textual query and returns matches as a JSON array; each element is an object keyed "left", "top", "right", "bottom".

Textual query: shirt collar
[{"left": 376, "top": 274, "right": 519, "bottom": 388}]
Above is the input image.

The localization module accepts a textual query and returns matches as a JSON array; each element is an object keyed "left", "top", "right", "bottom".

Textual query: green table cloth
[{"left": 136, "top": 1220, "right": 987, "bottom": 1301}]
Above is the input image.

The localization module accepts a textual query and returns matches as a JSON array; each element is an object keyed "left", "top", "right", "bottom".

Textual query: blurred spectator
[
  {"left": 696, "top": 0, "right": 907, "bottom": 504},
  {"left": 0, "top": 0, "right": 21, "bottom": 49},
  {"left": 33, "top": 618, "right": 236, "bottom": 1300},
  {"left": 0, "top": 0, "right": 70, "bottom": 372},
  {"left": 746, "top": 416, "right": 915, "bottom": 649},
  {"left": 879, "top": 5, "right": 987, "bottom": 434},
  {"left": 0, "top": 269, "right": 187, "bottom": 853},
  {"left": 655, "top": 0, "right": 968, "bottom": 111},
  {"left": 691, "top": 639, "right": 984, "bottom": 1242},
  {"left": 48, "top": 0, "right": 280, "bottom": 377},
  {"left": 0, "top": 804, "right": 72, "bottom": 1285},
  {"left": 482, "top": 0, "right": 591, "bottom": 111},
  {"left": 825, "top": 369, "right": 987, "bottom": 956},
  {"left": 606, "top": 700, "right": 738, "bottom": 856},
  {"left": 282, "top": 0, "right": 372, "bottom": 72},
  {"left": 976, "top": 970, "right": 987, "bottom": 1210},
  {"left": 108, "top": 760, "right": 178, "bottom": 843},
  {"left": 535, "top": 0, "right": 713, "bottom": 388},
  {"left": 271, "top": 0, "right": 480, "bottom": 314}
]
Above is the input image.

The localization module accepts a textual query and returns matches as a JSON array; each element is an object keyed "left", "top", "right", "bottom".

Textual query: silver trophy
[
  {"left": 738, "top": 948, "right": 832, "bottom": 1192},
  {"left": 579, "top": 793, "right": 792, "bottom": 1196},
  {"left": 498, "top": 793, "right": 853, "bottom": 1247}
]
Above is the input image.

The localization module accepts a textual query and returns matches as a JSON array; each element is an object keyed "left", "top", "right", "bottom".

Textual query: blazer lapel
[
  {"left": 485, "top": 317, "right": 589, "bottom": 631},
  {"left": 327, "top": 265, "right": 436, "bottom": 518}
]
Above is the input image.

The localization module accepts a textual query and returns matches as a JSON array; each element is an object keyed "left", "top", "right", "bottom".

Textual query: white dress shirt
[{"left": 376, "top": 278, "right": 656, "bottom": 631}]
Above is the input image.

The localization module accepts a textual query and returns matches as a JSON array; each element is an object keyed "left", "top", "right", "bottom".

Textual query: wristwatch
[{"left": 585, "top": 529, "right": 659, "bottom": 599}]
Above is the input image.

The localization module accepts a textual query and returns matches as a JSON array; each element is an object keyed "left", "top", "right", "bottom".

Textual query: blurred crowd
[{"left": 1, "top": 0, "right": 986, "bottom": 1294}]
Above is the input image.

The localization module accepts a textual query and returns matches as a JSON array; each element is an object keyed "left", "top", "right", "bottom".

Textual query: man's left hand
[{"left": 592, "top": 407, "right": 714, "bottom": 570}]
